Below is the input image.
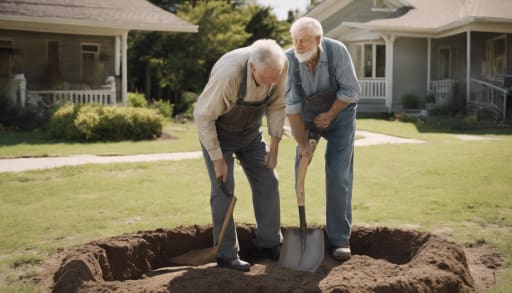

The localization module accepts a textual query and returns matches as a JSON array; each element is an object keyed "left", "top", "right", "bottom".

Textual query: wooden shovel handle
[
  {"left": 213, "top": 193, "right": 237, "bottom": 253},
  {"left": 296, "top": 140, "right": 317, "bottom": 207}
]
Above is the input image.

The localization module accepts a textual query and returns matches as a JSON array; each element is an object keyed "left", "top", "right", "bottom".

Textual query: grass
[
  {"left": 0, "top": 122, "right": 200, "bottom": 158},
  {"left": 0, "top": 118, "right": 511, "bottom": 292}
]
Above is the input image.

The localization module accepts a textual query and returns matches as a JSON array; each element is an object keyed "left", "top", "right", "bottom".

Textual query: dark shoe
[
  {"left": 216, "top": 257, "right": 250, "bottom": 272},
  {"left": 332, "top": 246, "right": 351, "bottom": 261},
  {"left": 253, "top": 244, "right": 281, "bottom": 261}
]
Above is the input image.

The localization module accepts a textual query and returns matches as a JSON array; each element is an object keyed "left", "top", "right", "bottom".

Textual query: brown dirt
[{"left": 37, "top": 225, "right": 503, "bottom": 293}]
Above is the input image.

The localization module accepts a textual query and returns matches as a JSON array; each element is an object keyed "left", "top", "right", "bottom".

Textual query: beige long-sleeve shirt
[{"left": 193, "top": 46, "right": 287, "bottom": 161}]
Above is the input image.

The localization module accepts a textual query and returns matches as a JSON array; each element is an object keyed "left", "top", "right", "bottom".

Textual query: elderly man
[
  {"left": 194, "top": 39, "right": 287, "bottom": 271},
  {"left": 285, "top": 17, "right": 361, "bottom": 261}
]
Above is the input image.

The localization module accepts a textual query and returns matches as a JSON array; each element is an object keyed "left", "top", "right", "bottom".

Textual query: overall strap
[
  {"left": 292, "top": 37, "right": 338, "bottom": 97},
  {"left": 237, "top": 60, "right": 249, "bottom": 100},
  {"left": 323, "top": 37, "right": 338, "bottom": 90}
]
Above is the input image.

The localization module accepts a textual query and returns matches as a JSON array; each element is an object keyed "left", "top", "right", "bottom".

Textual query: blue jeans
[
  {"left": 296, "top": 103, "right": 356, "bottom": 247},
  {"left": 201, "top": 132, "right": 281, "bottom": 259}
]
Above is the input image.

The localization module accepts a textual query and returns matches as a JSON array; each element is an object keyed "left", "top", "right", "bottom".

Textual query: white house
[
  {"left": 0, "top": 0, "right": 197, "bottom": 107},
  {"left": 308, "top": 0, "right": 512, "bottom": 119}
]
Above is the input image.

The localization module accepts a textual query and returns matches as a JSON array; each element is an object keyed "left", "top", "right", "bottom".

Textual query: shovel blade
[
  {"left": 278, "top": 228, "right": 324, "bottom": 272},
  {"left": 168, "top": 247, "right": 216, "bottom": 266}
]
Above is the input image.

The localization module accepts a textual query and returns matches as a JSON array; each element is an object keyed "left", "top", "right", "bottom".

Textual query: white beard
[{"left": 294, "top": 46, "right": 318, "bottom": 63}]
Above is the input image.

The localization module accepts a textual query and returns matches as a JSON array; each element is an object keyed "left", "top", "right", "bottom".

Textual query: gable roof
[
  {"left": 358, "top": 0, "right": 512, "bottom": 33},
  {"left": 309, "top": 0, "right": 512, "bottom": 37},
  {"left": 0, "top": 0, "right": 197, "bottom": 33}
]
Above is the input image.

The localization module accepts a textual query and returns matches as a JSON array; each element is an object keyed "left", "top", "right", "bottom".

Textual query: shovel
[
  {"left": 168, "top": 179, "right": 236, "bottom": 266},
  {"left": 279, "top": 140, "right": 324, "bottom": 272}
]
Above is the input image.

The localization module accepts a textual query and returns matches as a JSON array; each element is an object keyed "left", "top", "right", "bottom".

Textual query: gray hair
[
  {"left": 249, "top": 39, "right": 285, "bottom": 72},
  {"left": 290, "top": 17, "right": 324, "bottom": 38}
]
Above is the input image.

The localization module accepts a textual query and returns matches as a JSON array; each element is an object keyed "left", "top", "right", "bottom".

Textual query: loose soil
[{"left": 38, "top": 225, "right": 503, "bottom": 292}]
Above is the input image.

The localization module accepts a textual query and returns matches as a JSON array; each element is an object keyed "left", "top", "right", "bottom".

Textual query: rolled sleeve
[
  {"left": 266, "top": 61, "right": 287, "bottom": 138},
  {"left": 335, "top": 43, "right": 361, "bottom": 104}
]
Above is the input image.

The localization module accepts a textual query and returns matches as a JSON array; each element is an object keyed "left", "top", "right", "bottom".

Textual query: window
[
  {"left": 48, "top": 41, "right": 60, "bottom": 75},
  {"left": 351, "top": 43, "right": 386, "bottom": 79},
  {"left": 0, "top": 40, "right": 13, "bottom": 77},
  {"left": 81, "top": 43, "right": 100, "bottom": 83},
  {"left": 485, "top": 35, "right": 507, "bottom": 81},
  {"left": 438, "top": 47, "right": 451, "bottom": 79}
]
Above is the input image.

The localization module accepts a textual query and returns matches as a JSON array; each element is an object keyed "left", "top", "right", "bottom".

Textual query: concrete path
[{"left": 0, "top": 131, "right": 424, "bottom": 173}]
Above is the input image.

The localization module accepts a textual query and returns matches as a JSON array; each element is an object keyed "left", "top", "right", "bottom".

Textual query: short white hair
[
  {"left": 290, "top": 17, "right": 324, "bottom": 38},
  {"left": 249, "top": 39, "right": 285, "bottom": 72}
]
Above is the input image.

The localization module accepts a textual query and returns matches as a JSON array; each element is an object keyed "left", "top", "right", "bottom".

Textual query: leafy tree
[
  {"left": 244, "top": 5, "right": 290, "bottom": 47},
  {"left": 128, "top": 0, "right": 292, "bottom": 115}
]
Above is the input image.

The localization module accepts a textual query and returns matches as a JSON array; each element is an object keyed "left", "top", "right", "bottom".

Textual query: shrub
[
  {"left": 424, "top": 94, "right": 436, "bottom": 104},
  {"left": 150, "top": 99, "right": 173, "bottom": 119},
  {"left": 401, "top": 94, "right": 420, "bottom": 109},
  {"left": 48, "top": 103, "right": 81, "bottom": 139},
  {"left": 48, "top": 104, "right": 163, "bottom": 141},
  {"left": 127, "top": 92, "right": 147, "bottom": 108},
  {"left": 174, "top": 91, "right": 198, "bottom": 117}
]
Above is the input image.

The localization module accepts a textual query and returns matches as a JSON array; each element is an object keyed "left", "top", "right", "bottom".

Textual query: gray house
[
  {"left": 307, "top": 0, "right": 512, "bottom": 119},
  {"left": 0, "top": 0, "right": 197, "bottom": 107}
]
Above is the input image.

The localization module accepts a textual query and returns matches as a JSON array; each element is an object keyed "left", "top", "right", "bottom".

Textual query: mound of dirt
[{"left": 38, "top": 225, "right": 496, "bottom": 292}]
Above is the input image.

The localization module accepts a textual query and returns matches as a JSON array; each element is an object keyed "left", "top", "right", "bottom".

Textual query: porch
[
  {"left": 357, "top": 79, "right": 388, "bottom": 112},
  {"left": 11, "top": 74, "right": 117, "bottom": 108},
  {"left": 430, "top": 78, "right": 509, "bottom": 120}
]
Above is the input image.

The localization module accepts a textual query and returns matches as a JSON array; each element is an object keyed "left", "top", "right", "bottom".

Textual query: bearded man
[{"left": 285, "top": 17, "right": 361, "bottom": 261}]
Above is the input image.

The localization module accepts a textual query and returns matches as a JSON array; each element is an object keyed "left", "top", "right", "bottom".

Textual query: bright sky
[{"left": 256, "top": 0, "right": 310, "bottom": 20}]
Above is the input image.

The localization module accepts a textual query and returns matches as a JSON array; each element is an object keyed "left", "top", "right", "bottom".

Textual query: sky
[{"left": 256, "top": 0, "right": 310, "bottom": 20}]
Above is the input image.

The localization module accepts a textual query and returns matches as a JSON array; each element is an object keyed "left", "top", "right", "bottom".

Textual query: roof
[
  {"left": 0, "top": 0, "right": 197, "bottom": 33},
  {"left": 309, "top": 0, "right": 512, "bottom": 36},
  {"left": 359, "top": 0, "right": 512, "bottom": 33}
]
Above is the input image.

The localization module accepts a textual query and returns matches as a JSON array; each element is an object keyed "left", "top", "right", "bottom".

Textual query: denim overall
[
  {"left": 201, "top": 61, "right": 282, "bottom": 260},
  {"left": 288, "top": 38, "right": 356, "bottom": 248}
]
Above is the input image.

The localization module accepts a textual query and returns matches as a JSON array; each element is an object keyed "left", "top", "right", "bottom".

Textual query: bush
[
  {"left": 150, "top": 99, "right": 174, "bottom": 119},
  {"left": 48, "top": 103, "right": 163, "bottom": 141},
  {"left": 127, "top": 92, "right": 147, "bottom": 108},
  {"left": 401, "top": 94, "right": 420, "bottom": 109},
  {"left": 424, "top": 94, "right": 436, "bottom": 104}
]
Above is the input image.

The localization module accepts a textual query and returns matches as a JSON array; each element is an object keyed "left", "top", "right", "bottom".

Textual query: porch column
[
  {"left": 115, "top": 36, "right": 121, "bottom": 76},
  {"left": 121, "top": 31, "right": 128, "bottom": 106},
  {"left": 466, "top": 30, "right": 471, "bottom": 106},
  {"left": 427, "top": 38, "right": 431, "bottom": 93},
  {"left": 383, "top": 34, "right": 395, "bottom": 112}
]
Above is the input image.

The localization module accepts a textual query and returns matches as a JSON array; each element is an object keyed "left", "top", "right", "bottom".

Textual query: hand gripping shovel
[
  {"left": 169, "top": 179, "right": 236, "bottom": 266},
  {"left": 278, "top": 140, "right": 324, "bottom": 272}
]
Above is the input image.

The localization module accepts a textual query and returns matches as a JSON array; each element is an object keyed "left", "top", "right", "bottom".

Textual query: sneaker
[
  {"left": 216, "top": 257, "right": 251, "bottom": 272},
  {"left": 332, "top": 246, "right": 351, "bottom": 261}
]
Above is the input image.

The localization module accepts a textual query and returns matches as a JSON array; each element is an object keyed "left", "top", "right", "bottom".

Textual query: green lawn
[{"left": 0, "top": 118, "right": 511, "bottom": 292}]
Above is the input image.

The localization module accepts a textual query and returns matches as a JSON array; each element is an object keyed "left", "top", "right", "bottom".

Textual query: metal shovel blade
[{"left": 278, "top": 227, "right": 324, "bottom": 272}]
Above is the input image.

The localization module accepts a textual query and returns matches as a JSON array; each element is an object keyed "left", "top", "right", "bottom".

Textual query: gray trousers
[{"left": 201, "top": 132, "right": 281, "bottom": 260}]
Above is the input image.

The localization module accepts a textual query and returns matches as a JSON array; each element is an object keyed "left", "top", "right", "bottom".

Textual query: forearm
[
  {"left": 328, "top": 98, "right": 350, "bottom": 118},
  {"left": 287, "top": 114, "right": 308, "bottom": 146}
]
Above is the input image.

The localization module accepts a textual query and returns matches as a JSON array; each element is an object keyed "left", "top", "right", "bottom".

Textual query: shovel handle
[
  {"left": 213, "top": 179, "right": 237, "bottom": 253},
  {"left": 296, "top": 140, "right": 317, "bottom": 207}
]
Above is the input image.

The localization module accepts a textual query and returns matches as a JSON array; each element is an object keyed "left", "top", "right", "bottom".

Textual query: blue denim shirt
[{"left": 285, "top": 38, "right": 360, "bottom": 115}]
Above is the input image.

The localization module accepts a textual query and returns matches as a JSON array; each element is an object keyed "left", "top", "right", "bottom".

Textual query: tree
[{"left": 128, "top": 0, "right": 292, "bottom": 115}]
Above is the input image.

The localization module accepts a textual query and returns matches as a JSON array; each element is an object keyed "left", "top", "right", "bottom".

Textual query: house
[
  {"left": 0, "top": 0, "right": 197, "bottom": 108},
  {"left": 307, "top": 0, "right": 512, "bottom": 120}
]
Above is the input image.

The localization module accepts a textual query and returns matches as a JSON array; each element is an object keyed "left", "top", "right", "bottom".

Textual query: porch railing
[
  {"left": 359, "top": 79, "right": 386, "bottom": 99},
  {"left": 430, "top": 79, "right": 456, "bottom": 105},
  {"left": 29, "top": 89, "right": 116, "bottom": 105},
  {"left": 470, "top": 78, "right": 508, "bottom": 120}
]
